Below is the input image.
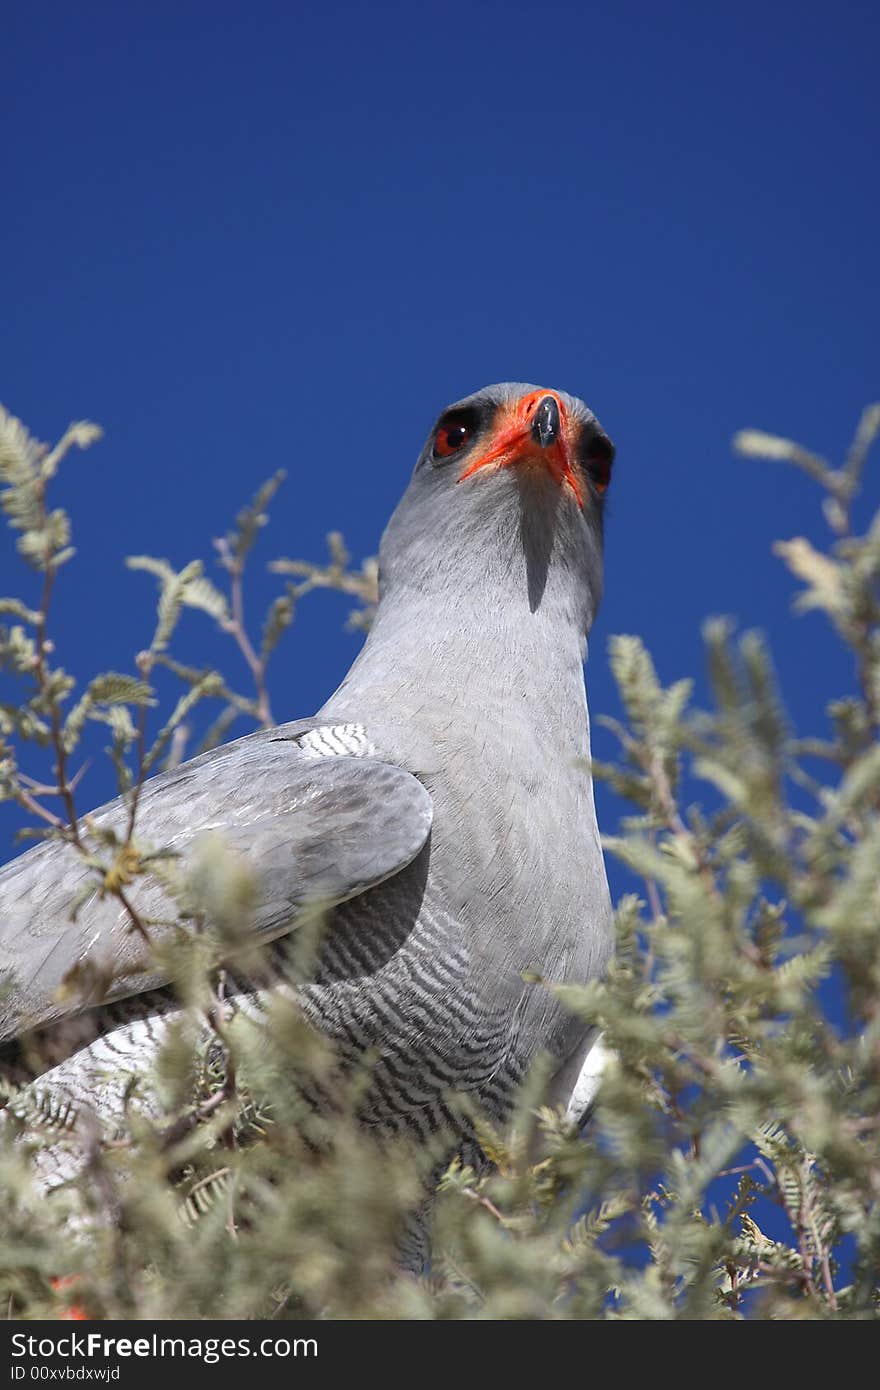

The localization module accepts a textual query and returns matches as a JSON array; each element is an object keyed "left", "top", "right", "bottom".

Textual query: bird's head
[{"left": 378, "top": 383, "right": 615, "bottom": 636}]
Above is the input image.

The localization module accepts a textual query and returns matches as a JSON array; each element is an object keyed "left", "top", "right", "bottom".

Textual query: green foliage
[
  {"left": 0, "top": 400, "right": 878, "bottom": 1319},
  {"left": 271, "top": 531, "right": 379, "bottom": 633}
]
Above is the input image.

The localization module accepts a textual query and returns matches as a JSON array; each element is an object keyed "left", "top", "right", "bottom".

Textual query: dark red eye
[
  {"left": 433, "top": 415, "right": 474, "bottom": 459},
  {"left": 583, "top": 432, "right": 615, "bottom": 495}
]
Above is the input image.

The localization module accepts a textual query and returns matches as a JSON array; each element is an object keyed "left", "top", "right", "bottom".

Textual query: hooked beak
[
  {"left": 457, "top": 388, "right": 584, "bottom": 507},
  {"left": 531, "top": 394, "right": 561, "bottom": 449}
]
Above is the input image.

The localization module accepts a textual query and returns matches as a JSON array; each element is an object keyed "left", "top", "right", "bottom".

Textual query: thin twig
[{"left": 215, "top": 537, "right": 274, "bottom": 728}]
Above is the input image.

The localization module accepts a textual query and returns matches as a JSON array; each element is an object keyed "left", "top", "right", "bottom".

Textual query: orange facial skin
[{"left": 457, "top": 389, "right": 585, "bottom": 508}]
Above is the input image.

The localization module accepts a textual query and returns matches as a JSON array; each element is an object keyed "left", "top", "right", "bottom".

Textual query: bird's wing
[{"left": 0, "top": 723, "right": 433, "bottom": 1041}]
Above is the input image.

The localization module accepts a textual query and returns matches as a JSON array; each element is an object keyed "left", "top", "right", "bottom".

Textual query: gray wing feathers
[{"left": 0, "top": 734, "right": 432, "bottom": 1042}]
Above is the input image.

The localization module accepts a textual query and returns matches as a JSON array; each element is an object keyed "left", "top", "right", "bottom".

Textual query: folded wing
[{"left": 0, "top": 725, "right": 433, "bottom": 1041}]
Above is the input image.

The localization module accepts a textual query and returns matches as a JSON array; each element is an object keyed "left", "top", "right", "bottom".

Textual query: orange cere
[{"left": 457, "top": 388, "right": 584, "bottom": 508}]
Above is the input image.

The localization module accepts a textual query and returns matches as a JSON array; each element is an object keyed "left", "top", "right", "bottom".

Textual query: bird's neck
[{"left": 322, "top": 585, "right": 594, "bottom": 763}]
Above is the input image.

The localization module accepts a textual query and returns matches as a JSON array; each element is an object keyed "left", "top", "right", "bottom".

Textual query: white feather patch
[
  {"left": 565, "top": 1032, "right": 612, "bottom": 1125},
  {"left": 296, "top": 723, "right": 376, "bottom": 760}
]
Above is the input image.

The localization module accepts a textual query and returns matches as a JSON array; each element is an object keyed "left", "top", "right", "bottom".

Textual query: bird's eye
[
  {"left": 583, "top": 432, "right": 615, "bottom": 495},
  {"left": 432, "top": 414, "right": 474, "bottom": 460}
]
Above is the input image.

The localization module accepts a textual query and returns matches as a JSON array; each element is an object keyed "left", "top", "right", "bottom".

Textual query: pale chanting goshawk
[{"left": 0, "top": 383, "right": 616, "bottom": 1253}]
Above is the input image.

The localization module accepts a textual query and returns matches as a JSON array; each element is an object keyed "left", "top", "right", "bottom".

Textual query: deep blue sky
[{"left": 2, "top": 1, "right": 878, "bottom": 876}]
